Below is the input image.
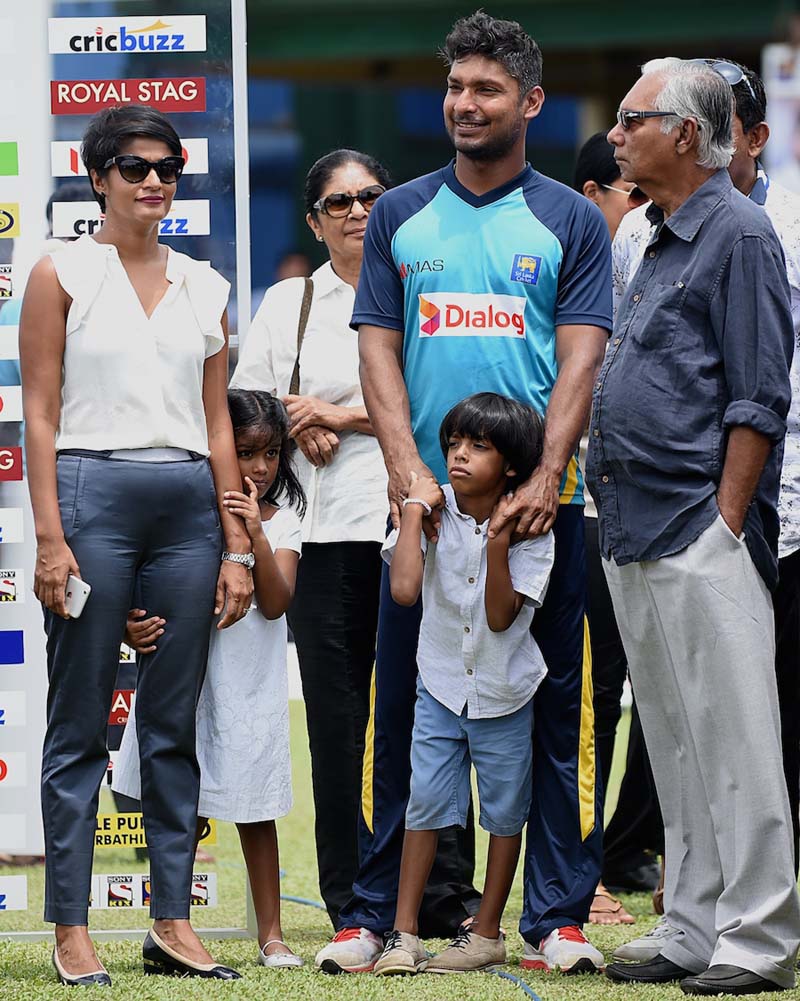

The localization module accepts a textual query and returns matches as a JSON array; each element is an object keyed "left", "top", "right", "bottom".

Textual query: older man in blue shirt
[{"left": 588, "top": 60, "right": 800, "bottom": 995}]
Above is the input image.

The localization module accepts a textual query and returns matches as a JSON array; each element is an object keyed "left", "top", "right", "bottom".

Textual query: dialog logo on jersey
[
  {"left": 0, "top": 570, "right": 24, "bottom": 603},
  {"left": 510, "top": 253, "right": 543, "bottom": 286},
  {"left": 51, "top": 78, "right": 206, "bottom": 115},
  {"left": 52, "top": 200, "right": 210, "bottom": 238},
  {"left": 0, "top": 204, "right": 19, "bottom": 238},
  {"left": 51, "top": 138, "right": 209, "bottom": 177},
  {"left": 418, "top": 292, "right": 526, "bottom": 338},
  {"left": 0, "top": 265, "right": 13, "bottom": 298},
  {"left": 48, "top": 16, "right": 206, "bottom": 54}
]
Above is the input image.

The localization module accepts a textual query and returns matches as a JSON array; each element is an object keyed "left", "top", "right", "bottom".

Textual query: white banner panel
[
  {"left": 0, "top": 386, "right": 22, "bottom": 422},
  {"left": 0, "top": 751, "right": 28, "bottom": 788},
  {"left": 52, "top": 199, "right": 210, "bottom": 238},
  {"left": 0, "top": 508, "right": 24, "bottom": 545},
  {"left": 0, "top": 875, "right": 28, "bottom": 910},
  {"left": 48, "top": 15, "right": 207, "bottom": 55},
  {"left": 0, "top": 691, "right": 27, "bottom": 727},
  {"left": 0, "top": 326, "right": 18, "bottom": 361}
]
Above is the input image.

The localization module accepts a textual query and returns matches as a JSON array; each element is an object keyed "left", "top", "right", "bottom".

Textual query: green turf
[{"left": 1, "top": 704, "right": 797, "bottom": 1000}]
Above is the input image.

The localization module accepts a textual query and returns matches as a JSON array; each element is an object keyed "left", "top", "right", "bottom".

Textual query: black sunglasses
[
  {"left": 103, "top": 154, "right": 185, "bottom": 184},
  {"left": 616, "top": 109, "right": 681, "bottom": 131},
  {"left": 688, "top": 59, "right": 757, "bottom": 102},
  {"left": 313, "top": 184, "right": 385, "bottom": 217}
]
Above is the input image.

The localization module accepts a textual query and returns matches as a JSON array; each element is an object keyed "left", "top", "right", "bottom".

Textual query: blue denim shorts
[{"left": 406, "top": 679, "right": 533, "bottom": 837}]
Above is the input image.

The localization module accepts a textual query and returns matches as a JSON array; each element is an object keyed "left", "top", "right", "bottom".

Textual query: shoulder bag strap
[{"left": 288, "top": 277, "right": 314, "bottom": 396}]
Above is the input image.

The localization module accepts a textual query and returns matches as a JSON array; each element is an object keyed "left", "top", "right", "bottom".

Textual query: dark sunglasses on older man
[
  {"left": 313, "top": 184, "right": 386, "bottom": 217},
  {"left": 102, "top": 154, "right": 185, "bottom": 184},
  {"left": 616, "top": 109, "right": 681, "bottom": 131}
]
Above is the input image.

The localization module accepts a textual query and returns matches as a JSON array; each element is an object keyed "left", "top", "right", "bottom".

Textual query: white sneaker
[
  {"left": 520, "top": 926, "right": 604, "bottom": 974},
  {"left": 612, "top": 916, "right": 679, "bottom": 962},
  {"left": 314, "top": 927, "right": 383, "bottom": 974},
  {"left": 373, "top": 931, "right": 428, "bottom": 976}
]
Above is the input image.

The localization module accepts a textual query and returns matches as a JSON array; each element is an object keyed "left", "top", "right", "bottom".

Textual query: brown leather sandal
[{"left": 588, "top": 883, "right": 636, "bottom": 925}]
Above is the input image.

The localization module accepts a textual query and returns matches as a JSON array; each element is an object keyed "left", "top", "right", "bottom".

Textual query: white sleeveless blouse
[{"left": 50, "top": 235, "right": 230, "bottom": 455}]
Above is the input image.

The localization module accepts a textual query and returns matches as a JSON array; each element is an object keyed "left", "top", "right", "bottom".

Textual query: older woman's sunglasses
[
  {"left": 103, "top": 154, "right": 185, "bottom": 184},
  {"left": 313, "top": 184, "right": 386, "bottom": 217}
]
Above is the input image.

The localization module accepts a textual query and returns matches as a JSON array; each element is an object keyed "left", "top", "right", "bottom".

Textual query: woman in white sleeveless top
[{"left": 20, "top": 105, "right": 252, "bottom": 986}]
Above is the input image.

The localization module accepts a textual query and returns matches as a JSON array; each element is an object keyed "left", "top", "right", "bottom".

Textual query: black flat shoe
[
  {"left": 604, "top": 857, "right": 662, "bottom": 893},
  {"left": 681, "top": 964, "right": 786, "bottom": 995},
  {"left": 606, "top": 953, "right": 693, "bottom": 984},
  {"left": 143, "top": 930, "right": 241, "bottom": 979},
  {"left": 52, "top": 948, "right": 112, "bottom": 987}
]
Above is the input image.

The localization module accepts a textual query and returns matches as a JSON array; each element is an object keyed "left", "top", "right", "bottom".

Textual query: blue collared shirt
[{"left": 587, "top": 169, "right": 793, "bottom": 589}]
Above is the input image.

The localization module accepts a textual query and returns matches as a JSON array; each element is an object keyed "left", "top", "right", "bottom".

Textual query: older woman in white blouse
[
  {"left": 232, "top": 149, "right": 389, "bottom": 928},
  {"left": 20, "top": 105, "right": 251, "bottom": 986}
]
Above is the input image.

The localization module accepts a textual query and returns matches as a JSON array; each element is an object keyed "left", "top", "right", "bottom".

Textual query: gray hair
[{"left": 640, "top": 58, "right": 734, "bottom": 170}]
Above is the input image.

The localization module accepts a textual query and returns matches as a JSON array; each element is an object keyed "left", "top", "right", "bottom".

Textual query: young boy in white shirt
[{"left": 373, "top": 392, "right": 555, "bottom": 976}]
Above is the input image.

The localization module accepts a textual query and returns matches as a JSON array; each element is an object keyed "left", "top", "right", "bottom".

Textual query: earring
[{"left": 317, "top": 236, "right": 324, "bottom": 243}]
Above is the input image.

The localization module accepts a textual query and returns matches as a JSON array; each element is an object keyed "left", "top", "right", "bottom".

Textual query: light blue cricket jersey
[{"left": 353, "top": 162, "right": 612, "bottom": 502}]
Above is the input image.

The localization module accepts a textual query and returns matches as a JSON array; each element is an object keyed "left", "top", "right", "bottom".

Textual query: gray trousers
[
  {"left": 41, "top": 454, "right": 221, "bottom": 924},
  {"left": 604, "top": 514, "right": 800, "bottom": 988}
]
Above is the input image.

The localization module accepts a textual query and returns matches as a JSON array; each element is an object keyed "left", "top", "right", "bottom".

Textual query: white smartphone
[{"left": 65, "top": 575, "right": 91, "bottom": 618}]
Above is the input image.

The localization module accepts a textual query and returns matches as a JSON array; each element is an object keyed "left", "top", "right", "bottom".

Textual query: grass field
[{"left": 1, "top": 704, "right": 797, "bottom": 1000}]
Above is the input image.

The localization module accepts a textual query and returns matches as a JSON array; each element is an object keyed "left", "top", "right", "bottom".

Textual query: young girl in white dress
[{"left": 113, "top": 389, "right": 306, "bottom": 969}]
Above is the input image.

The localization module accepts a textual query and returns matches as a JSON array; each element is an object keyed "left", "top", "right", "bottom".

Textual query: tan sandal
[{"left": 588, "top": 883, "right": 636, "bottom": 925}]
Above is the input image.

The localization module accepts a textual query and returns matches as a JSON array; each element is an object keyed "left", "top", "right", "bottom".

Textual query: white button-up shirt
[
  {"left": 51, "top": 235, "right": 229, "bottom": 455},
  {"left": 612, "top": 171, "right": 800, "bottom": 558},
  {"left": 232, "top": 261, "right": 388, "bottom": 544},
  {"left": 383, "top": 485, "right": 554, "bottom": 719}
]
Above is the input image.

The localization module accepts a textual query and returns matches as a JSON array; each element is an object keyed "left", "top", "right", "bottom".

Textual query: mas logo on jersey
[
  {"left": 418, "top": 292, "right": 526, "bottom": 338},
  {"left": 399, "top": 258, "right": 444, "bottom": 280},
  {"left": 510, "top": 254, "right": 542, "bottom": 286}
]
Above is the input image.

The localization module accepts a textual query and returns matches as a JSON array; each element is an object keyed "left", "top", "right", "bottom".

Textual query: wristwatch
[{"left": 222, "top": 551, "right": 255, "bottom": 570}]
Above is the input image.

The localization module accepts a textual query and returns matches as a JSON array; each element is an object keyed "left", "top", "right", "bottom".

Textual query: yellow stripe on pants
[
  {"left": 360, "top": 670, "right": 377, "bottom": 834},
  {"left": 579, "top": 615, "right": 597, "bottom": 840}
]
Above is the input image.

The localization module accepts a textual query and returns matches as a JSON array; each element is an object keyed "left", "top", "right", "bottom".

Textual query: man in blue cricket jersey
[{"left": 315, "top": 11, "right": 612, "bottom": 975}]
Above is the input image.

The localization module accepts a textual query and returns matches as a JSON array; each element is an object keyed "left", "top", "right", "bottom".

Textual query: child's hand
[
  {"left": 125, "top": 609, "right": 165, "bottom": 654},
  {"left": 223, "top": 477, "right": 264, "bottom": 540},
  {"left": 406, "top": 470, "right": 444, "bottom": 511}
]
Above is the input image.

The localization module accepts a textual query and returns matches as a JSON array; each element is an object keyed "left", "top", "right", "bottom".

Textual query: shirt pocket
[{"left": 629, "top": 281, "right": 689, "bottom": 351}]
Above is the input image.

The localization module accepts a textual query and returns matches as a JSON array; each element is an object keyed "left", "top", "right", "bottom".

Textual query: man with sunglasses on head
[
  {"left": 316, "top": 9, "right": 612, "bottom": 978},
  {"left": 611, "top": 58, "right": 800, "bottom": 975},
  {"left": 589, "top": 58, "right": 800, "bottom": 995}
]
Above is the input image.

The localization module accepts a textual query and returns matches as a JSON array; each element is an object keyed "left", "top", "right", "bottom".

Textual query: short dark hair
[
  {"left": 439, "top": 392, "right": 544, "bottom": 490},
  {"left": 81, "top": 104, "right": 182, "bottom": 211},
  {"left": 573, "top": 131, "right": 621, "bottom": 192},
  {"left": 46, "top": 179, "right": 93, "bottom": 231},
  {"left": 304, "top": 149, "right": 392, "bottom": 217},
  {"left": 227, "top": 389, "right": 307, "bottom": 517},
  {"left": 440, "top": 11, "right": 543, "bottom": 96},
  {"left": 725, "top": 60, "right": 767, "bottom": 133}
]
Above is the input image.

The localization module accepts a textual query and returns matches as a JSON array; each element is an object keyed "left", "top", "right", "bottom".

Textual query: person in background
[
  {"left": 573, "top": 132, "right": 662, "bottom": 928},
  {"left": 611, "top": 57, "right": 800, "bottom": 970},
  {"left": 233, "top": 149, "right": 476, "bottom": 934},
  {"left": 274, "top": 249, "right": 312, "bottom": 282},
  {"left": 591, "top": 59, "right": 800, "bottom": 994},
  {"left": 20, "top": 104, "right": 251, "bottom": 986}
]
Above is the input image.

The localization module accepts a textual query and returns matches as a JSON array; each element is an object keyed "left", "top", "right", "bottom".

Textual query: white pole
[{"left": 231, "top": 0, "right": 251, "bottom": 344}]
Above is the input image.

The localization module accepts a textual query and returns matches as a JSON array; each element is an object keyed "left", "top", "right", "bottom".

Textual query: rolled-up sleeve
[{"left": 713, "top": 235, "right": 793, "bottom": 444}]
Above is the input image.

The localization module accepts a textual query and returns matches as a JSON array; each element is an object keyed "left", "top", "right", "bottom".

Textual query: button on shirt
[
  {"left": 232, "top": 261, "right": 388, "bottom": 544},
  {"left": 587, "top": 169, "right": 793, "bottom": 589},
  {"left": 611, "top": 169, "right": 800, "bottom": 558},
  {"left": 382, "top": 485, "right": 554, "bottom": 719},
  {"left": 51, "top": 235, "right": 229, "bottom": 455}
]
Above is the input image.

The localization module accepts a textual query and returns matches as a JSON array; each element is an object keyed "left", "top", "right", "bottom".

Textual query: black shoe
[
  {"left": 680, "top": 965, "right": 786, "bottom": 995},
  {"left": 52, "top": 948, "right": 112, "bottom": 987},
  {"left": 604, "top": 857, "right": 662, "bottom": 893},
  {"left": 142, "top": 931, "right": 241, "bottom": 979},
  {"left": 606, "top": 954, "right": 693, "bottom": 984}
]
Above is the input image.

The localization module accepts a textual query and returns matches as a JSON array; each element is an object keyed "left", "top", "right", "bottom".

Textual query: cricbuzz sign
[
  {"left": 51, "top": 199, "right": 210, "bottom": 238},
  {"left": 48, "top": 16, "right": 206, "bottom": 55},
  {"left": 91, "top": 872, "right": 217, "bottom": 909}
]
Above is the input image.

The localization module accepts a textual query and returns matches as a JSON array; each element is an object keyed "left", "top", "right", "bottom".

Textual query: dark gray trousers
[{"left": 41, "top": 454, "right": 221, "bottom": 924}]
